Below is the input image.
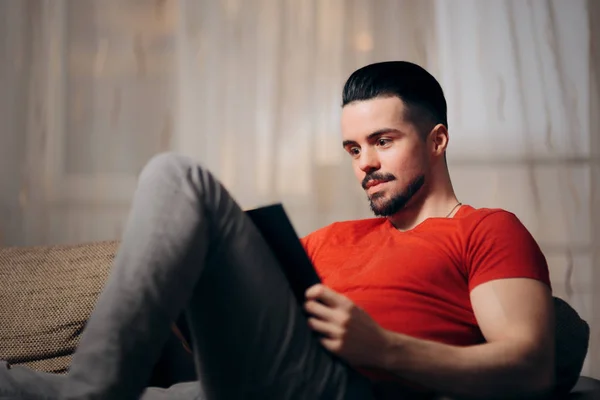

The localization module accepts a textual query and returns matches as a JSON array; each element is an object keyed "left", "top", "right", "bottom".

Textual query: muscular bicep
[{"left": 471, "top": 278, "right": 554, "bottom": 347}]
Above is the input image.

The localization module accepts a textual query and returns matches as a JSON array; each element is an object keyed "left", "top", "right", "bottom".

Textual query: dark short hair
[{"left": 342, "top": 61, "right": 448, "bottom": 136}]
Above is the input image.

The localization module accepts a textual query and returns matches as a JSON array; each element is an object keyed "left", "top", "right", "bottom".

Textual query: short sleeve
[
  {"left": 300, "top": 234, "right": 317, "bottom": 262},
  {"left": 466, "top": 210, "right": 551, "bottom": 292},
  {"left": 300, "top": 223, "right": 334, "bottom": 264}
]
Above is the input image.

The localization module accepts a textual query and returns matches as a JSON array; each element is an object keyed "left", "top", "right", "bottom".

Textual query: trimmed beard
[{"left": 368, "top": 174, "right": 425, "bottom": 217}]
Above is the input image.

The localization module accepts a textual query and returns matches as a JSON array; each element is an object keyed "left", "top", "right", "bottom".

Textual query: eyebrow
[{"left": 342, "top": 128, "right": 403, "bottom": 148}]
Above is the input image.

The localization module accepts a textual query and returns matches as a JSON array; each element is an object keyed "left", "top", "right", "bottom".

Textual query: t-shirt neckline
[{"left": 384, "top": 204, "right": 472, "bottom": 233}]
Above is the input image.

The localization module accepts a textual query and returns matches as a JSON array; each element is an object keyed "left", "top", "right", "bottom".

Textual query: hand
[{"left": 304, "top": 284, "right": 389, "bottom": 368}]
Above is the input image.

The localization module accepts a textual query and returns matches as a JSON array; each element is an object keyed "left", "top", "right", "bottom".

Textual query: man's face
[{"left": 341, "top": 96, "right": 429, "bottom": 216}]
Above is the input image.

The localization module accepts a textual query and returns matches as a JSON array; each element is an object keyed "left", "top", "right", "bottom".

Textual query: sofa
[{"left": 0, "top": 240, "right": 598, "bottom": 398}]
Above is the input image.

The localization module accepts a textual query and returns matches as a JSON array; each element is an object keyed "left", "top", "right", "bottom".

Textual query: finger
[
  {"left": 307, "top": 317, "right": 342, "bottom": 338},
  {"left": 304, "top": 300, "right": 337, "bottom": 321},
  {"left": 319, "top": 337, "right": 342, "bottom": 354},
  {"left": 306, "top": 284, "right": 347, "bottom": 308},
  {"left": 305, "top": 284, "right": 325, "bottom": 299}
]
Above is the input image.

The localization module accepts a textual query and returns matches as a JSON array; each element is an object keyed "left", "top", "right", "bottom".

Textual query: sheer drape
[
  {"left": 0, "top": 0, "right": 597, "bottom": 378},
  {"left": 435, "top": 0, "right": 599, "bottom": 375}
]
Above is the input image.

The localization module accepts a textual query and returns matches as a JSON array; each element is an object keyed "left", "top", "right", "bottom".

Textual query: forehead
[{"left": 340, "top": 97, "right": 410, "bottom": 140}]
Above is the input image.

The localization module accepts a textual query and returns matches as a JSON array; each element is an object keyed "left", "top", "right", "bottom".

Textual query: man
[{"left": 0, "top": 61, "right": 561, "bottom": 399}]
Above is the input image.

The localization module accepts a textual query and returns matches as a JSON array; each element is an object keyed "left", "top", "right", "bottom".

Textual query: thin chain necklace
[{"left": 445, "top": 202, "right": 462, "bottom": 218}]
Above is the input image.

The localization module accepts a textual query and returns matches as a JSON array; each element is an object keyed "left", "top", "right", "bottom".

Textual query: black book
[{"left": 245, "top": 203, "right": 322, "bottom": 303}]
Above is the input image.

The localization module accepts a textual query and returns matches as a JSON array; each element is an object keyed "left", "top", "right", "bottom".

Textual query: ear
[{"left": 428, "top": 124, "right": 449, "bottom": 157}]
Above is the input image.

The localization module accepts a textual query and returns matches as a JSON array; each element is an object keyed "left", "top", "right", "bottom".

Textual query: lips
[{"left": 365, "top": 180, "right": 389, "bottom": 189}]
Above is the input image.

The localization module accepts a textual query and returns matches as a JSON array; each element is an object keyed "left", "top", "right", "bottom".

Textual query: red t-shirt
[{"left": 301, "top": 205, "right": 551, "bottom": 381}]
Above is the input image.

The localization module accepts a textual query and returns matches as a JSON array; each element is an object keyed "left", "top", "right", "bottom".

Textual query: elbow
[
  {"left": 523, "top": 350, "right": 555, "bottom": 398},
  {"left": 532, "top": 365, "right": 555, "bottom": 395}
]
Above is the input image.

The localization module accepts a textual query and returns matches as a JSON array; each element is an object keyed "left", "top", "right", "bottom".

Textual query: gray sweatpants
[{"left": 0, "top": 153, "right": 373, "bottom": 400}]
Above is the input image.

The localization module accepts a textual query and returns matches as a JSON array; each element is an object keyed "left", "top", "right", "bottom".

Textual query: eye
[
  {"left": 347, "top": 146, "right": 360, "bottom": 157},
  {"left": 376, "top": 138, "right": 392, "bottom": 147}
]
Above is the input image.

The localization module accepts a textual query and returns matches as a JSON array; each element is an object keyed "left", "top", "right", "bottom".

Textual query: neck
[{"left": 388, "top": 175, "right": 459, "bottom": 231}]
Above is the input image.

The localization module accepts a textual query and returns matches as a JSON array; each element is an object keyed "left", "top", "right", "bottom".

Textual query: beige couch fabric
[{"left": 0, "top": 241, "right": 119, "bottom": 373}]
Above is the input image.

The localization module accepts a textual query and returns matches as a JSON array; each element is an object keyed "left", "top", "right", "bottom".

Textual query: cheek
[{"left": 383, "top": 144, "right": 426, "bottom": 173}]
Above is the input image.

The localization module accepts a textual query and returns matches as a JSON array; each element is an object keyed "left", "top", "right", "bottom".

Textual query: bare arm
[
  {"left": 375, "top": 278, "right": 555, "bottom": 399},
  {"left": 306, "top": 278, "right": 555, "bottom": 399}
]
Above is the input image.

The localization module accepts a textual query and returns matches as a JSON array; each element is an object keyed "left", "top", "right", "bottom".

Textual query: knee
[{"left": 138, "top": 152, "right": 197, "bottom": 185}]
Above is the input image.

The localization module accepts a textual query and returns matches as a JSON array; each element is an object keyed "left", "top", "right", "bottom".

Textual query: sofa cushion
[
  {"left": 554, "top": 297, "right": 590, "bottom": 394},
  {"left": 0, "top": 241, "right": 119, "bottom": 373},
  {"left": 569, "top": 376, "right": 600, "bottom": 399},
  {"left": 0, "top": 240, "right": 592, "bottom": 393}
]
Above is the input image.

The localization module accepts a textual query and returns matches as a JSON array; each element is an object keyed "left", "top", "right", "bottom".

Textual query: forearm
[{"left": 376, "top": 330, "right": 554, "bottom": 399}]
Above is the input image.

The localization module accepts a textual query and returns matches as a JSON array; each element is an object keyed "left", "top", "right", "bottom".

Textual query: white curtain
[
  {"left": 435, "top": 0, "right": 599, "bottom": 376},
  {"left": 0, "top": 0, "right": 597, "bottom": 378},
  {"left": 173, "top": 0, "right": 436, "bottom": 233}
]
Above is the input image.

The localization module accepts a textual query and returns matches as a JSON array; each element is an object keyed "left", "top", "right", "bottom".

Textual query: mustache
[{"left": 362, "top": 172, "right": 396, "bottom": 190}]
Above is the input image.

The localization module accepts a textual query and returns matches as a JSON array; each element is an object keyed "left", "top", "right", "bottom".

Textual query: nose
[{"left": 358, "top": 148, "right": 380, "bottom": 174}]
